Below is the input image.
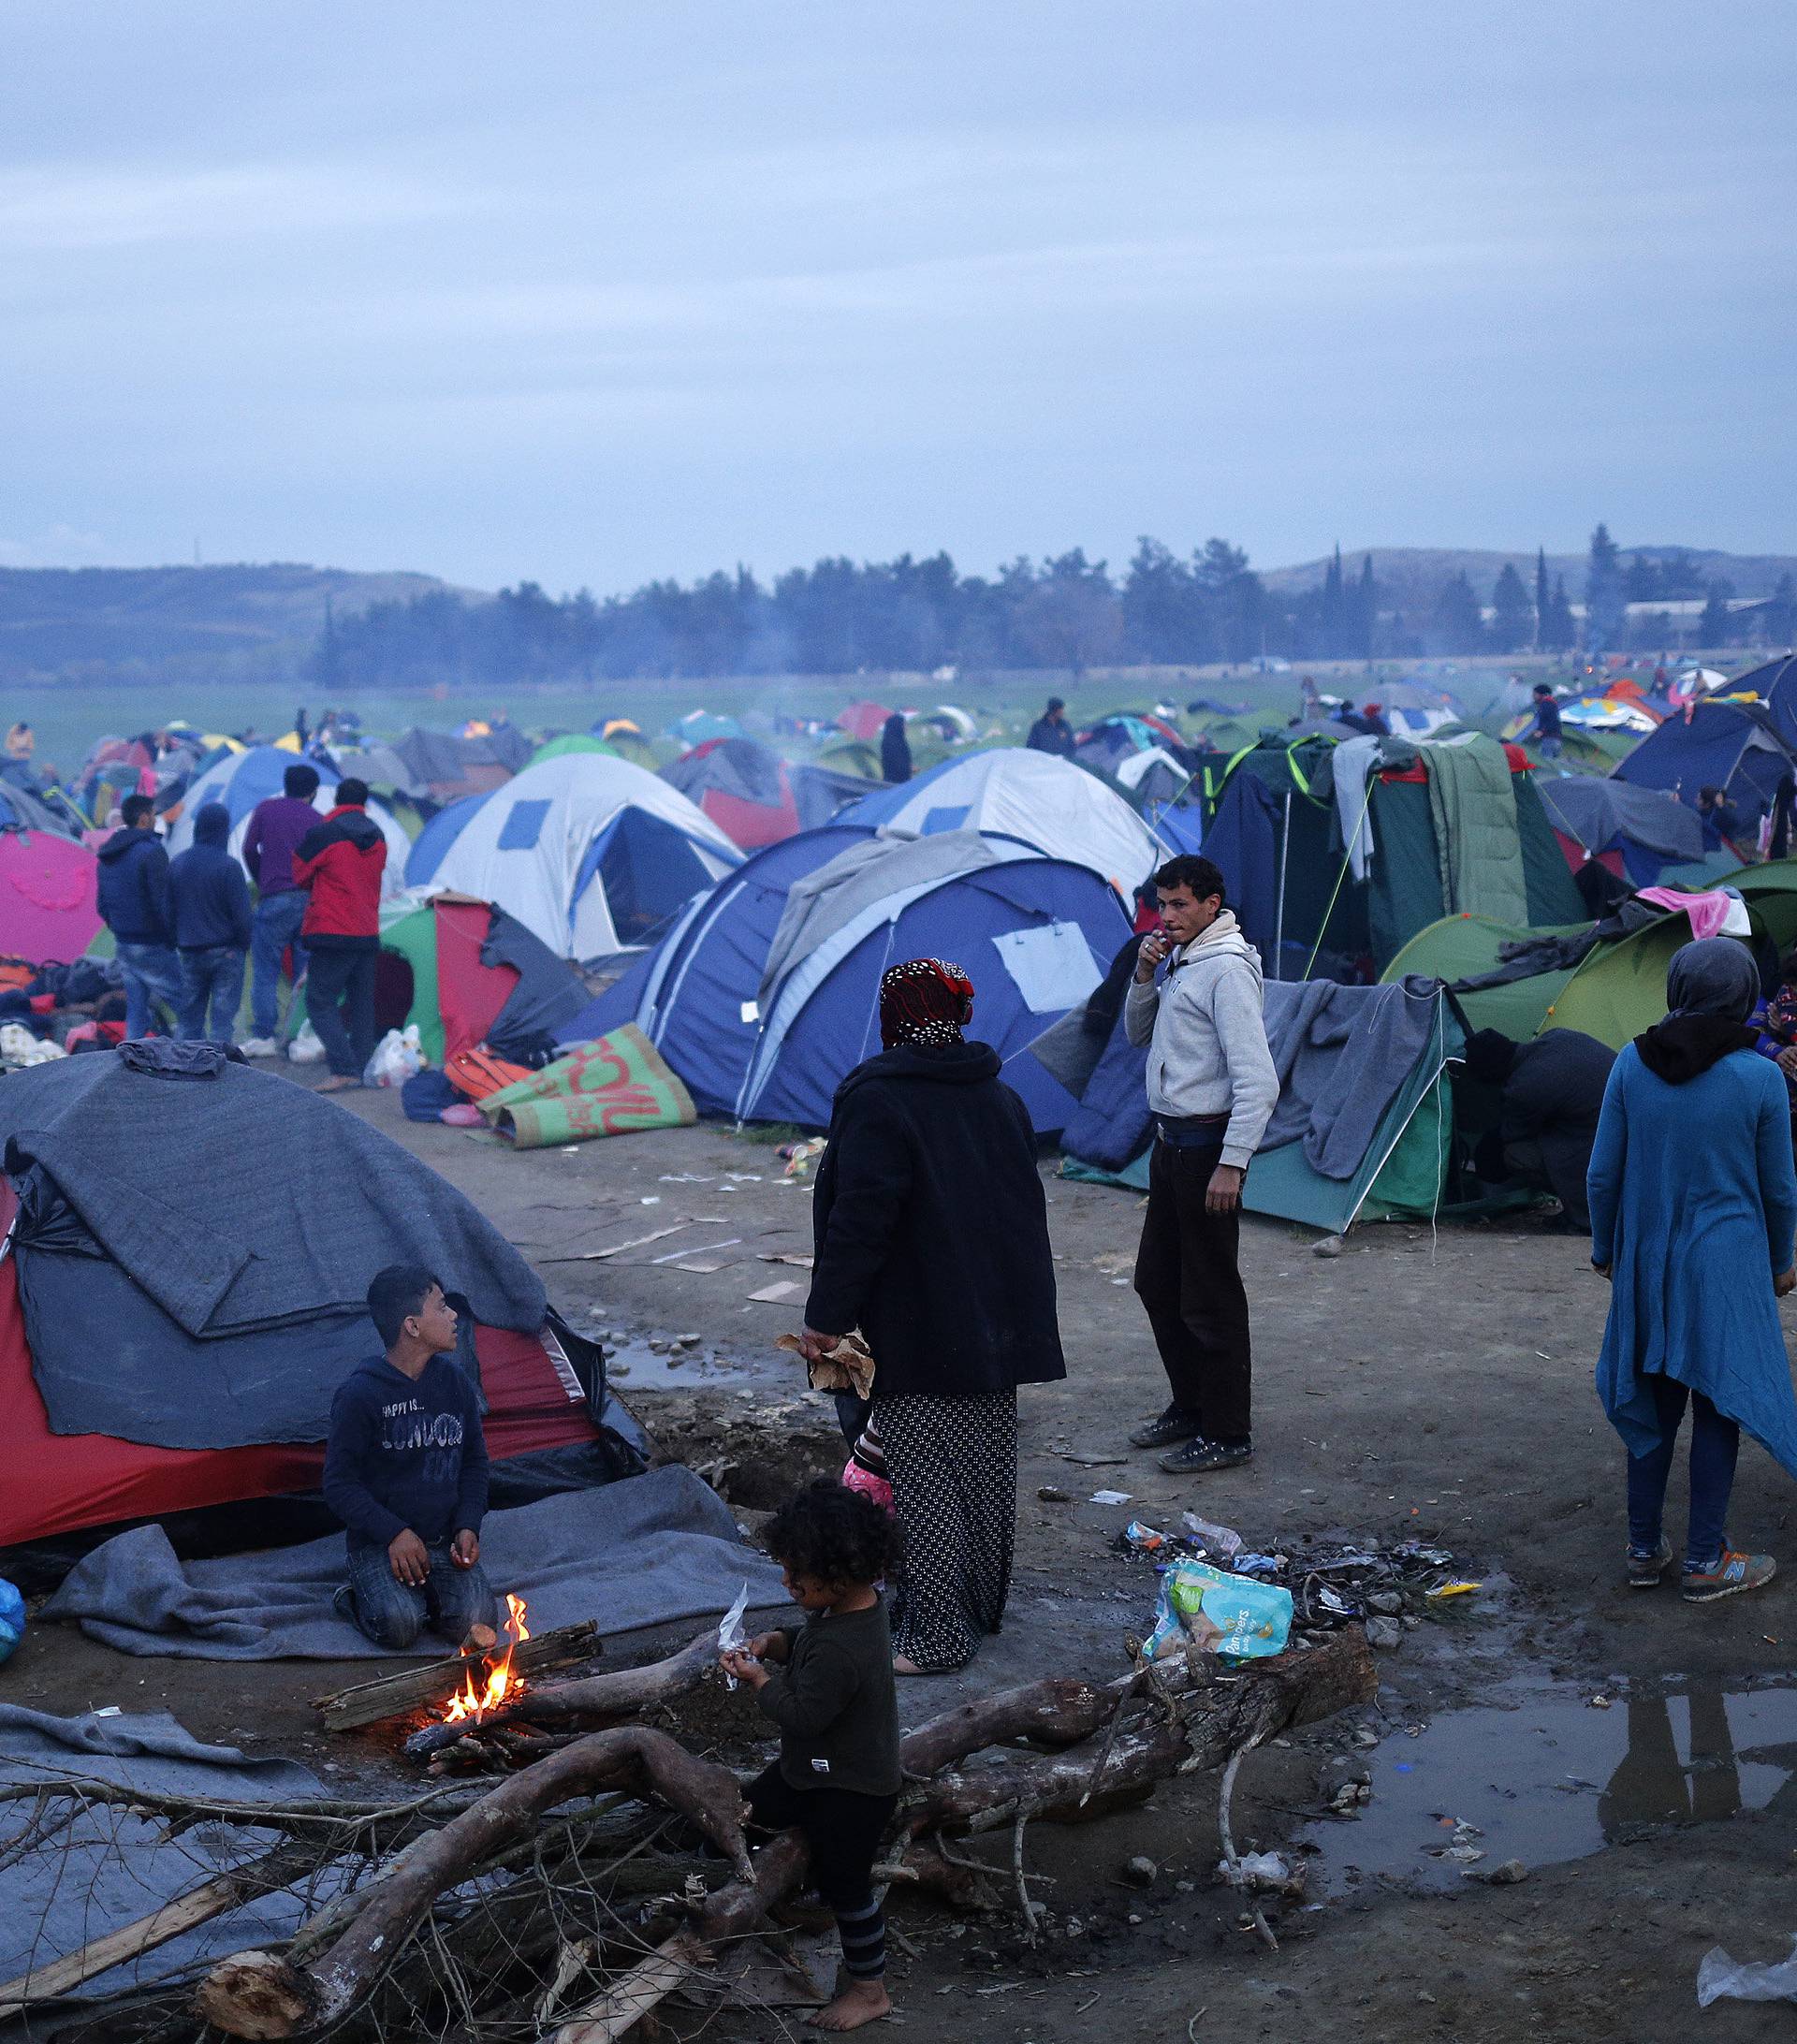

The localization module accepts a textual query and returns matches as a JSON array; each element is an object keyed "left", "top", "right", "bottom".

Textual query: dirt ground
[{"left": 20, "top": 1083, "right": 1797, "bottom": 2043}]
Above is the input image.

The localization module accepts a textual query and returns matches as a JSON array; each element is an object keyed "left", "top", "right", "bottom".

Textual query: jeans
[
  {"left": 1539, "top": 736, "right": 1563, "bottom": 759},
  {"left": 1626, "top": 1374, "right": 1740, "bottom": 1572},
  {"left": 306, "top": 942, "right": 377, "bottom": 1079},
  {"left": 177, "top": 945, "right": 246, "bottom": 1043},
  {"left": 343, "top": 1540, "right": 498, "bottom": 1651},
  {"left": 1133, "top": 1133, "right": 1252, "bottom": 1442},
  {"left": 115, "top": 941, "right": 183, "bottom": 1039},
  {"left": 250, "top": 891, "right": 308, "bottom": 1039}
]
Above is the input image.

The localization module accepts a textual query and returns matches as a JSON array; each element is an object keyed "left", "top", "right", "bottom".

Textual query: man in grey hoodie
[{"left": 1123, "top": 854, "right": 1279, "bottom": 1474}]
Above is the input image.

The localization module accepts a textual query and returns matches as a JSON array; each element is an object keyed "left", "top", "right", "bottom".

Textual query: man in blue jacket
[
  {"left": 95, "top": 794, "right": 181, "bottom": 1037},
  {"left": 323, "top": 1265, "right": 498, "bottom": 1652},
  {"left": 168, "top": 801, "right": 254, "bottom": 1044}
]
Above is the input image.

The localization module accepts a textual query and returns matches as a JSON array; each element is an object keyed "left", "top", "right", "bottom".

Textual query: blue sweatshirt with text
[{"left": 322, "top": 1354, "right": 489, "bottom": 1554}]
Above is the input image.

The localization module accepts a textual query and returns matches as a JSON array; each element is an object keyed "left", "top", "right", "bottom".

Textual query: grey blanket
[
  {"left": 1260, "top": 977, "right": 1444, "bottom": 1179},
  {"left": 42, "top": 1467, "right": 787, "bottom": 1659},
  {"left": 0, "top": 1705, "right": 332, "bottom": 2024}
]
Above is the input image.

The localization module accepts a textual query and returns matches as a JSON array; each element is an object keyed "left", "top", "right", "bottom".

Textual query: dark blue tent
[{"left": 1611, "top": 698, "right": 1797, "bottom": 824}]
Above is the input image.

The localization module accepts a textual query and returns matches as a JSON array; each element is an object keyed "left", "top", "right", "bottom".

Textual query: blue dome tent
[{"left": 405, "top": 791, "right": 492, "bottom": 886}]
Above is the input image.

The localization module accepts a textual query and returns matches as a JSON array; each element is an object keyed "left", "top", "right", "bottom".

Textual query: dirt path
[{"left": 20, "top": 1088, "right": 1797, "bottom": 2039}]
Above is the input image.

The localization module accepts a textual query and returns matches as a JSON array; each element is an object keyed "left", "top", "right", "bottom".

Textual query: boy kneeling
[
  {"left": 723, "top": 1480, "right": 903, "bottom": 2033},
  {"left": 325, "top": 1265, "right": 498, "bottom": 1651}
]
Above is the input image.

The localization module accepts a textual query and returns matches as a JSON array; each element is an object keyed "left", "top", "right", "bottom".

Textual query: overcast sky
[{"left": 3, "top": 2, "right": 1792, "bottom": 592}]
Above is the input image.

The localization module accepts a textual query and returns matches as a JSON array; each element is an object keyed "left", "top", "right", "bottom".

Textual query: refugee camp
[{"left": 3, "top": 7, "right": 1795, "bottom": 2041}]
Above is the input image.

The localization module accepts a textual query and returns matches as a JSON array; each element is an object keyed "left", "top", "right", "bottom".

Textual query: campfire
[{"left": 440, "top": 1593, "right": 531, "bottom": 1725}]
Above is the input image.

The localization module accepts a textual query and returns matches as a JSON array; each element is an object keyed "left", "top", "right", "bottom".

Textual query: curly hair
[{"left": 764, "top": 1478, "right": 904, "bottom": 1588}]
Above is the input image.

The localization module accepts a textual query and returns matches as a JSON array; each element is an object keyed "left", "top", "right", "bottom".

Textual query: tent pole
[{"left": 1273, "top": 792, "right": 1291, "bottom": 981}]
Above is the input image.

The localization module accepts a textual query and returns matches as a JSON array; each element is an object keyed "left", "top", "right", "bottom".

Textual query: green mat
[{"left": 479, "top": 1025, "right": 695, "bottom": 1148}]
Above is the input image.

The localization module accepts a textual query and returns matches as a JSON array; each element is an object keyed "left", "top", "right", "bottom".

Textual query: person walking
[
  {"left": 168, "top": 801, "right": 253, "bottom": 1043},
  {"left": 1125, "top": 854, "right": 1279, "bottom": 1475},
  {"left": 292, "top": 776, "right": 387, "bottom": 1092},
  {"left": 1526, "top": 682, "right": 1564, "bottom": 759},
  {"left": 1590, "top": 938, "right": 1797, "bottom": 1601},
  {"left": 1025, "top": 696, "right": 1076, "bottom": 757},
  {"left": 241, "top": 760, "right": 321, "bottom": 1055},
  {"left": 95, "top": 794, "right": 182, "bottom": 1037},
  {"left": 797, "top": 958, "right": 1064, "bottom": 1674},
  {"left": 879, "top": 712, "right": 912, "bottom": 785}
]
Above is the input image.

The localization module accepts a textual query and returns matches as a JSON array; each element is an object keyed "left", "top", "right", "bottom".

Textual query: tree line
[{"left": 314, "top": 529, "right": 1790, "bottom": 686}]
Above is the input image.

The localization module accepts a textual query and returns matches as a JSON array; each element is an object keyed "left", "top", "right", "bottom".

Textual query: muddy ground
[{"left": 21, "top": 1085, "right": 1797, "bottom": 2042}]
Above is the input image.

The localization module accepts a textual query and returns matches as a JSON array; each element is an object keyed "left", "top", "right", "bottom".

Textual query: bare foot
[
  {"left": 810, "top": 1979, "right": 890, "bottom": 2031},
  {"left": 892, "top": 1654, "right": 925, "bottom": 1676}
]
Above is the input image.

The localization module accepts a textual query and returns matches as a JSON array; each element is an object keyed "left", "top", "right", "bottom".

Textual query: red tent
[
  {"left": 660, "top": 738, "right": 800, "bottom": 849},
  {"left": 837, "top": 700, "right": 894, "bottom": 742}
]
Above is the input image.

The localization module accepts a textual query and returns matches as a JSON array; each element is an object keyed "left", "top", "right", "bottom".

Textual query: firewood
[
  {"left": 311, "top": 1618, "right": 601, "bottom": 1731},
  {"left": 500, "top": 1632, "right": 719, "bottom": 1725}
]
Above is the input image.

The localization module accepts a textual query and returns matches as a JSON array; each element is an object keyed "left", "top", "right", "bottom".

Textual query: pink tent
[
  {"left": 0, "top": 831, "right": 100, "bottom": 962},
  {"left": 837, "top": 700, "right": 894, "bottom": 742}
]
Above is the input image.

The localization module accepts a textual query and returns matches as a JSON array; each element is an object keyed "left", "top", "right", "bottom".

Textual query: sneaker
[
  {"left": 1159, "top": 1436, "right": 1253, "bottom": 1475},
  {"left": 1682, "top": 1551, "right": 1776, "bottom": 1603},
  {"left": 1628, "top": 1538, "right": 1673, "bottom": 1587},
  {"left": 239, "top": 1037, "right": 279, "bottom": 1058},
  {"left": 1129, "top": 1406, "right": 1203, "bottom": 1451}
]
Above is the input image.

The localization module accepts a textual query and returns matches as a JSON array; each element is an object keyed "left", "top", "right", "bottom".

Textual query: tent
[
  {"left": 836, "top": 748, "right": 1162, "bottom": 895},
  {"left": 1074, "top": 716, "right": 1200, "bottom": 807},
  {"left": 423, "top": 752, "right": 742, "bottom": 959},
  {"left": 733, "top": 831, "right": 1132, "bottom": 1132},
  {"left": 558, "top": 825, "right": 876, "bottom": 1114},
  {"left": 406, "top": 791, "right": 489, "bottom": 886},
  {"left": 0, "top": 826, "right": 100, "bottom": 963},
  {"left": 371, "top": 895, "right": 591, "bottom": 1065},
  {"left": 668, "top": 710, "right": 746, "bottom": 750},
  {"left": 165, "top": 746, "right": 413, "bottom": 898},
  {"left": 1059, "top": 977, "right": 1461, "bottom": 1232},
  {"left": 1611, "top": 696, "right": 1797, "bottom": 823},
  {"left": 1532, "top": 775, "right": 1731, "bottom": 891},
  {"left": 1364, "top": 680, "right": 1464, "bottom": 737},
  {"left": 336, "top": 726, "right": 529, "bottom": 804},
  {"left": 659, "top": 737, "right": 870, "bottom": 849},
  {"left": 0, "top": 1049, "right": 643, "bottom": 1547},
  {"left": 838, "top": 701, "right": 895, "bottom": 742},
  {"left": 532, "top": 734, "right": 620, "bottom": 767},
  {"left": 1201, "top": 735, "right": 1585, "bottom": 978}
]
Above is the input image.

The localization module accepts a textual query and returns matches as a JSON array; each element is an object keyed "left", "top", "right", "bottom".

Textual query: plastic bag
[
  {"left": 286, "top": 1021, "right": 326, "bottom": 1065},
  {"left": 1698, "top": 1936, "right": 1797, "bottom": 2007},
  {"left": 716, "top": 1582, "right": 750, "bottom": 1690},
  {"left": 0, "top": 1577, "right": 24, "bottom": 1665},
  {"left": 1140, "top": 1559, "right": 1293, "bottom": 1665},
  {"left": 365, "top": 1024, "right": 425, "bottom": 1088}
]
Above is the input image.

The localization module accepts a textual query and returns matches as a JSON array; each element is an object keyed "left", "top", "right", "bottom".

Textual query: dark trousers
[
  {"left": 746, "top": 1763, "right": 896, "bottom": 1980},
  {"left": 1626, "top": 1374, "right": 1739, "bottom": 1573},
  {"left": 1133, "top": 1134, "right": 1252, "bottom": 1442},
  {"left": 306, "top": 942, "right": 377, "bottom": 1079}
]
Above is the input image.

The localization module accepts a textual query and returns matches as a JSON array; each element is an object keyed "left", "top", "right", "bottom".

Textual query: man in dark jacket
[
  {"left": 1463, "top": 1026, "right": 1616, "bottom": 1230},
  {"left": 879, "top": 712, "right": 912, "bottom": 785},
  {"left": 241, "top": 760, "right": 321, "bottom": 1054},
  {"left": 798, "top": 957, "right": 1064, "bottom": 1674},
  {"left": 95, "top": 793, "right": 181, "bottom": 1037},
  {"left": 292, "top": 777, "right": 387, "bottom": 1091},
  {"left": 1026, "top": 696, "right": 1076, "bottom": 757},
  {"left": 169, "top": 801, "right": 254, "bottom": 1043}
]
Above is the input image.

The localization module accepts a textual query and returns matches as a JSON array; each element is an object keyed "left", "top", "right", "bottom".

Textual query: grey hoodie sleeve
[
  {"left": 1123, "top": 975, "right": 1161, "bottom": 1048},
  {"left": 1208, "top": 961, "right": 1280, "bottom": 1169}
]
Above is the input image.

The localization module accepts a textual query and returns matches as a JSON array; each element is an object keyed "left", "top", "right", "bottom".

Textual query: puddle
[
  {"left": 1304, "top": 1683, "right": 1797, "bottom": 1892},
  {"left": 594, "top": 1336, "right": 793, "bottom": 1394}
]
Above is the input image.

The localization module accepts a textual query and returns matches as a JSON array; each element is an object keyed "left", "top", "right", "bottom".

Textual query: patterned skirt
[{"left": 876, "top": 1391, "right": 1017, "bottom": 1673}]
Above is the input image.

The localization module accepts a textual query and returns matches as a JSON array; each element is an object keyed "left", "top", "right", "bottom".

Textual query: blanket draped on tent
[
  {"left": 1419, "top": 737, "right": 1527, "bottom": 927},
  {"left": 479, "top": 1025, "right": 696, "bottom": 1147}
]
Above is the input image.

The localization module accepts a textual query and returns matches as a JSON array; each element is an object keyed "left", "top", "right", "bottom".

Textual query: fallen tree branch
[
  {"left": 1217, "top": 1737, "right": 1278, "bottom": 1951},
  {"left": 196, "top": 1728, "right": 749, "bottom": 2038},
  {"left": 501, "top": 1633, "right": 720, "bottom": 1727}
]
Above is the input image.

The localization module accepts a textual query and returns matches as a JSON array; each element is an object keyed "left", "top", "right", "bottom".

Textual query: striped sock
[{"left": 834, "top": 1893, "right": 886, "bottom": 1980}]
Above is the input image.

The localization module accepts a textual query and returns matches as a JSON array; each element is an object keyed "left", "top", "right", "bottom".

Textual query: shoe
[
  {"left": 1129, "top": 1406, "right": 1203, "bottom": 1451},
  {"left": 239, "top": 1037, "right": 279, "bottom": 1058},
  {"left": 1682, "top": 1551, "right": 1776, "bottom": 1603},
  {"left": 1159, "top": 1436, "right": 1253, "bottom": 1475},
  {"left": 1628, "top": 1538, "right": 1673, "bottom": 1587}
]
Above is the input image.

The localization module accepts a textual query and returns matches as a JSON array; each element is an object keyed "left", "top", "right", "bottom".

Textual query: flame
[{"left": 440, "top": 1594, "right": 531, "bottom": 1725}]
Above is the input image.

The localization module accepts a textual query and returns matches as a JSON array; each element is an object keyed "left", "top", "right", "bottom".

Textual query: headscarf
[
  {"left": 879, "top": 957, "right": 973, "bottom": 1049},
  {"left": 1636, "top": 938, "right": 1760, "bottom": 1084}
]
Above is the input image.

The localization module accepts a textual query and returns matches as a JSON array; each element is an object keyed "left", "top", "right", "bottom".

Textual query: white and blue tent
[
  {"left": 566, "top": 828, "right": 1132, "bottom": 1132},
  {"left": 165, "top": 745, "right": 412, "bottom": 898},
  {"left": 838, "top": 749, "right": 1162, "bottom": 896},
  {"left": 422, "top": 752, "right": 741, "bottom": 960}
]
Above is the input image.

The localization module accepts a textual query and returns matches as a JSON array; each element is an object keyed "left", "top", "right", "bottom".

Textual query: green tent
[
  {"left": 531, "top": 735, "right": 620, "bottom": 767},
  {"left": 1382, "top": 913, "right": 1586, "bottom": 1041}
]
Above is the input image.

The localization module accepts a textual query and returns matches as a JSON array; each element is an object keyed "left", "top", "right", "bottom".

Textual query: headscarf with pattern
[{"left": 878, "top": 956, "right": 974, "bottom": 1049}]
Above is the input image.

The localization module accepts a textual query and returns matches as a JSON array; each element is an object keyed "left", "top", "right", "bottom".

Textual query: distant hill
[
  {"left": 0, "top": 562, "right": 481, "bottom": 689},
  {"left": 1261, "top": 545, "right": 1797, "bottom": 611}
]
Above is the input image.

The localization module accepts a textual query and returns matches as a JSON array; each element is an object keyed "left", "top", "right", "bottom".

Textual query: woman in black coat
[{"left": 798, "top": 958, "right": 1066, "bottom": 1672}]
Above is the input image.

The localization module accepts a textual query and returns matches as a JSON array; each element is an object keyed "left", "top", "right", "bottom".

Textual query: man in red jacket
[{"left": 292, "top": 777, "right": 387, "bottom": 1093}]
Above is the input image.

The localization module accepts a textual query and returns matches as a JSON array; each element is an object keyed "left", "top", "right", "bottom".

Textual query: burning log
[
  {"left": 313, "top": 1614, "right": 599, "bottom": 1733},
  {"left": 195, "top": 1726, "right": 750, "bottom": 2039}
]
